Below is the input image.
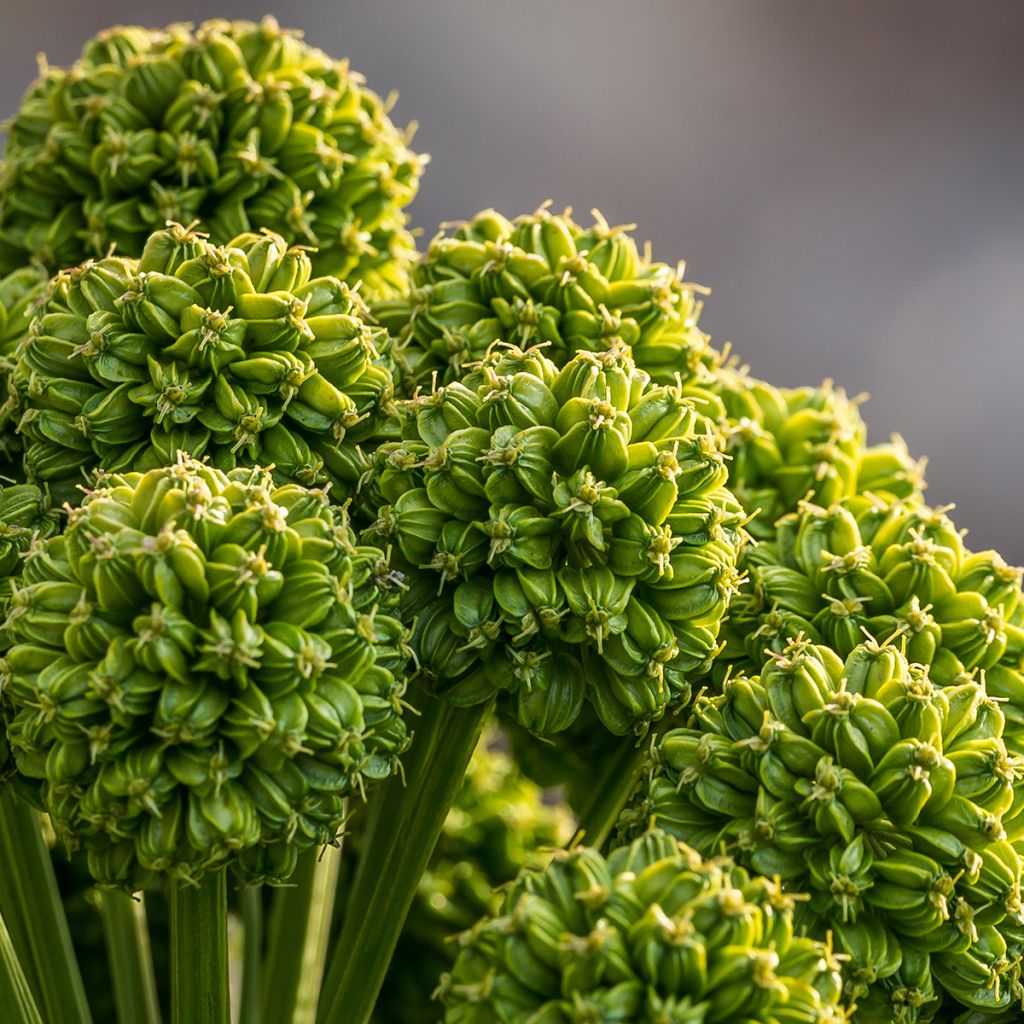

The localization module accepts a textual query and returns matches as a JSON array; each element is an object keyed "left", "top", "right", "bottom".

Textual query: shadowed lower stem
[
  {"left": 99, "top": 889, "right": 162, "bottom": 1024},
  {"left": 0, "top": 789, "right": 92, "bottom": 1024},
  {"left": 317, "top": 691, "right": 494, "bottom": 1024},
  {"left": 0, "top": 905, "right": 44, "bottom": 1024},
  {"left": 261, "top": 843, "right": 341, "bottom": 1024},
  {"left": 169, "top": 870, "right": 229, "bottom": 1024}
]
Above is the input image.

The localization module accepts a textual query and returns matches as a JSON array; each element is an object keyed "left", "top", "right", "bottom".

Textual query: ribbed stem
[
  {"left": 238, "top": 886, "right": 264, "bottom": 1024},
  {"left": 317, "top": 692, "right": 494, "bottom": 1024},
  {"left": 99, "top": 890, "right": 162, "bottom": 1024},
  {"left": 0, "top": 789, "right": 92, "bottom": 1024},
  {"left": 261, "top": 844, "right": 341, "bottom": 1024},
  {"left": 573, "top": 723, "right": 663, "bottom": 852},
  {"left": 0, "top": 906, "right": 44, "bottom": 1024},
  {"left": 170, "top": 870, "right": 229, "bottom": 1024}
]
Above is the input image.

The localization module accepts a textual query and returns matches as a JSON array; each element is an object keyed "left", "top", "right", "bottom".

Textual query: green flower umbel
[
  {"left": 377, "top": 205, "right": 718, "bottom": 387},
  {"left": 14, "top": 223, "right": 399, "bottom": 505},
  {"left": 622, "top": 638, "right": 1024, "bottom": 1021},
  {"left": 364, "top": 343, "right": 746, "bottom": 735},
  {"left": 0, "top": 265, "right": 47, "bottom": 476},
  {"left": 438, "top": 828, "right": 847, "bottom": 1023},
  {"left": 721, "top": 496, "right": 1024, "bottom": 757},
  {"left": 0, "top": 456, "right": 410, "bottom": 889},
  {"left": 715, "top": 366, "right": 926, "bottom": 541},
  {"left": 0, "top": 18, "right": 425, "bottom": 297}
]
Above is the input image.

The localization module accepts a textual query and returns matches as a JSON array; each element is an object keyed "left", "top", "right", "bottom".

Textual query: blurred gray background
[{"left": 2, "top": 1, "right": 1022, "bottom": 556}]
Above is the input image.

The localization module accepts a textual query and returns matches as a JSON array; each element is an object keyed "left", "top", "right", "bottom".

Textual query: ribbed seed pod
[
  {"left": 339, "top": 728, "right": 574, "bottom": 1024},
  {"left": 721, "top": 495, "right": 1024, "bottom": 757},
  {"left": 715, "top": 365, "right": 926, "bottom": 541},
  {"left": 438, "top": 827, "right": 846, "bottom": 1023},
  {"left": 0, "top": 456, "right": 410, "bottom": 889},
  {"left": 621, "top": 638, "right": 1024, "bottom": 1022},
  {"left": 13, "top": 223, "right": 399, "bottom": 506},
  {"left": 376, "top": 205, "right": 718, "bottom": 387},
  {"left": 0, "top": 264, "right": 47, "bottom": 476},
  {"left": 363, "top": 342, "right": 746, "bottom": 735},
  {"left": 0, "top": 18, "right": 424, "bottom": 297}
]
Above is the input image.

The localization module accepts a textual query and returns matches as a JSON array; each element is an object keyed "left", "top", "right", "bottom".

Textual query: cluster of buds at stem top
[
  {"left": 12, "top": 223, "right": 400, "bottom": 507},
  {"left": 342, "top": 726, "right": 574, "bottom": 1024},
  {"left": 0, "top": 18, "right": 425, "bottom": 298},
  {"left": 721, "top": 495, "right": 1024, "bottom": 758},
  {"left": 374, "top": 205, "right": 719, "bottom": 389},
  {"left": 0, "top": 481, "right": 61, "bottom": 773},
  {"left": 621, "top": 638, "right": 1024, "bottom": 1021},
  {"left": 362, "top": 342, "right": 747, "bottom": 736},
  {"left": 438, "top": 828, "right": 847, "bottom": 1023},
  {"left": 0, "top": 456, "right": 411, "bottom": 889},
  {"left": 0, "top": 264, "right": 47, "bottom": 476},
  {"left": 714, "top": 363, "right": 926, "bottom": 542}
]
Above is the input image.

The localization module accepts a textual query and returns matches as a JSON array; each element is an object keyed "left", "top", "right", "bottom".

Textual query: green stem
[
  {"left": 99, "top": 889, "right": 162, "bottom": 1024},
  {"left": 573, "top": 720, "right": 668, "bottom": 852},
  {"left": 0, "top": 789, "right": 92, "bottom": 1024},
  {"left": 0, "top": 906, "right": 44, "bottom": 1024},
  {"left": 261, "top": 844, "right": 341, "bottom": 1024},
  {"left": 238, "top": 886, "right": 264, "bottom": 1024},
  {"left": 317, "top": 692, "right": 494, "bottom": 1024},
  {"left": 170, "top": 870, "right": 229, "bottom": 1024}
]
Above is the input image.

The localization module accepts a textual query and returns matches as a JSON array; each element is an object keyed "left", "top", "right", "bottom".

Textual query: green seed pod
[
  {"left": 0, "top": 18, "right": 425, "bottom": 298},
  {"left": 0, "top": 456, "right": 410, "bottom": 888},
  {"left": 623, "top": 638, "right": 1024, "bottom": 1021},
  {"left": 365, "top": 344, "right": 745, "bottom": 735},
  {"left": 14, "top": 223, "right": 399, "bottom": 505},
  {"left": 438, "top": 827, "right": 846, "bottom": 1024}
]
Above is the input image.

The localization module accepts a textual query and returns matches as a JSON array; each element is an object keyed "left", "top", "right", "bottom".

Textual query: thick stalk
[
  {"left": 0, "top": 906, "right": 44, "bottom": 1024},
  {"left": 169, "top": 870, "right": 229, "bottom": 1024},
  {"left": 317, "top": 692, "right": 495, "bottom": 1024},
  {"left": 238, "top": 885, "right": 264, "bottom": 1024},
  {"left": 99, "top": 889, "right": 162, "bottom": 1024},
  {"left": 261, "top": 844, "right": 341, "bottom": 1024},
  {"left": 0, "top": 789, "right": 92, "bottom": 1024},
  {"left": 572, "top": 719, "right": 669, "bottom": 852}
]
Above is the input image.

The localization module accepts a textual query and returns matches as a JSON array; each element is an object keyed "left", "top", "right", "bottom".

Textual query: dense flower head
[
  {"left": 721, "top": 495, "right": 1024, "bottom": 757},
  {"left": 438, "top": 828, "right": 847, "bottom": 1023},
  {"left": 346, "top": 728, "right": 574, "bottom": 1024},
  {"left": 0, "top": 264, "right": 47, "bottom": 475},
  {"left": 377, "top": 205, "right": 718, "bottom": 388},
  {"left": 13, "top": 223, "right": 399, "bottom": 506},
  {"left": 622, "top": 638, "right": 1024, "bottom": 1021},
  {"left": 0, "top": 18, "right": 425, "bottom": 296},
  {"left": 0, "top": 481, "right": 60, "bottom": 772},
  {"left": 0, "top": 456, "right": 410, "bottom": 889},
  {"left": 715, "top": 365, "right": 926, "bottom": 541},
  {"left": 362, "top": 342, "right": 747, "bottom": 735}
]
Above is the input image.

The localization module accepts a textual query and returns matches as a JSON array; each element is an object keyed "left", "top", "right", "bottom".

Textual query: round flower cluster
[
  {"left": 0, "top": 18, "right": 424, "bottom": 296},
  {"left": 0, "top": 264, "right": 47, "bottom": 476},
  {"left": 622, "top": 638, "right": 1024, "bottom": 1021},
  {"left": 363, "top": 342, "right": 746, "bottom": 735},
  {"left": 0, "top": 457, "right": 410, "bottom": 888},
  {"left": 377, "top": 205, "right": 718, "bottom": 387},
  {"left": 722, "top": 496, "right": 1024, "bottom": 756},
  {"left": 14, "top": 223, "right": 398, "bottom": 506},
  {"left": 715, "top": 365, "right": 925, "bottom": 541},
  {"left": 438, "top": 828, "right": 846, "bottom": 1023}
]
